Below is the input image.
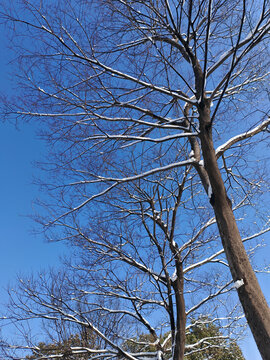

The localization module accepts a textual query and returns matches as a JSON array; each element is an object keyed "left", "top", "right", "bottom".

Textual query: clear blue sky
[
  {"left": 0, "top": 18, "right": 268, "bottom": 360},
  {"left": 0, "top": 24, "right": 66, "bottom": 303}
]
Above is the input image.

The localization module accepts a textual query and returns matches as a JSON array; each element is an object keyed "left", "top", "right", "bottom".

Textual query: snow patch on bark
[
  {"left": 189, "top": 150, "right": 195, "bottom": 158},
  {"left": 234, "top": 279, "right": 244, "bottom": 289},
  {"left": 208, "top": 184, "right": 212, "bottom": 199},
  {"left": 171, "top": 269, "right": 177, "bottom": 282}
]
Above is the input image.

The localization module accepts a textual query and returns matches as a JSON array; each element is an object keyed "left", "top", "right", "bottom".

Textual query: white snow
[
  {"left": 215, "top": 118, "right": 270, "bottom": 158},
  {"left": 199, "top": 159, "right": 204, "bottom": 166},
  {"left": 157, "top": 351, "right": 163, "bottom": 360},
  {"left": 189, "top": 150, "right": 195, "bottom": 158},
  {"left": 41, "top": 25, "right": 52, "bottom": 33},
  {"left": 171, "top": 270, "right": 177, "bottom": 282},
  {"left": 207, "top": 184, "right": 212, "bottom": 199},
  {"left": 233, "top": 279, "right": 244, "bottom": 289}
]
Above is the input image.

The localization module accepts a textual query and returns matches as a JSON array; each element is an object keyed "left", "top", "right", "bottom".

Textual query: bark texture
[
  {"left": 172, "top": 262, "right": 186, "bottom": 360},
  {"left": 198, "top": 101, "right": 270, "bottom": 360}
]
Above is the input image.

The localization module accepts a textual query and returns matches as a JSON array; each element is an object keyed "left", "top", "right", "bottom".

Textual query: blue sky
[
  {"left": 0, "top": 16, "right": 268, "bottom": 360},
  {"left": 0, "top": 25, "right": 65, "bottom": 302},
  {"left": 0, "top": 122, "right": 65, "bottom": 290}
]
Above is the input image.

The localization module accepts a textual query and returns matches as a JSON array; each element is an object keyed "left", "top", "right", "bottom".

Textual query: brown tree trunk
[
  {"left": 172, "top": 262, "right": 186, "bottom": 360},
  {"left": 198, "top": 102, "right": 270, "bottom": 360}
]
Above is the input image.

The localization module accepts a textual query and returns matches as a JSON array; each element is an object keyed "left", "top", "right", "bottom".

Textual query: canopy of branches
[{"left": 0, "top": 0, "right": 270, "bottom": 359}]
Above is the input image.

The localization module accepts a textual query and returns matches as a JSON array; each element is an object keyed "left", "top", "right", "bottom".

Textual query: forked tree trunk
[{"left": 198, "top": 102, "right": 270, "bottom": 360}]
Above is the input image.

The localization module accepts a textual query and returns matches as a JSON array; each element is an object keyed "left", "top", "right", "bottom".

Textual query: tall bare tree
[
  {"left": 0, "top": 184, "right": 252, "bottom": 360},
  {"left": 1, "top": 0, "right": 270, "bottom": 359}
]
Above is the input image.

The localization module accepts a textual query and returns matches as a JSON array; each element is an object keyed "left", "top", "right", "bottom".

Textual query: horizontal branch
[
  {"left": 47, "top": 159, "right": 194, "bottom": 224},
  {"left": 82, "top": 132, "right": 198, "bottom": 144},
  {"left": 184, "top": 225, "right": 270, "bottom": 274}
]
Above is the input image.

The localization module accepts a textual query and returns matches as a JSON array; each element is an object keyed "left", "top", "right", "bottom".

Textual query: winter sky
[{"left": 0, "top": 17, "right": 269, "bottom": 360}]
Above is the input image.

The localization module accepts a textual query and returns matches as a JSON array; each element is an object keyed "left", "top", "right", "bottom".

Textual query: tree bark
[
  {"left": 198, "top": 101, "right": 270, "bottom": 360},
  {"left": 172, "top": 261, "right": 186, "bottom": 360}
]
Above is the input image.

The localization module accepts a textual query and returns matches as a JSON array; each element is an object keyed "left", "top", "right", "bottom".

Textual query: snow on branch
[
  {"left": 215, "top": 118, "right": 270, "bottom": 159},
  {"left": 47, "top": 159, "right": 195, "bottom": 225},
  {"left": 184, "top": 224, "right": 270, "bottom": 275},
  {"left": 82, "top": 132, "right": 198, "bottom": 144},
  {"left": 84, "top": 57, "right": 194, "bottom": 104},
  {"left": 207, "top": 19, "right": 270, "bottom": 76},
  {"left": 186, "top": 281, "right": 232, "bottom": 315}
]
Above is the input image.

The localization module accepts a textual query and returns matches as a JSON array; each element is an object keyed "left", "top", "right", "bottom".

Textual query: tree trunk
[
  {"left": 172, "top": 262, "right": 186, "bottom": 360},
  {"left": 198, "top": 102, "right": 270, "bottom": 360}
]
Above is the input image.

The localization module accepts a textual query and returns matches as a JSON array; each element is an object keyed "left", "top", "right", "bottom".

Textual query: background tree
[
  {"left": 25, "top": 331, "right": 99, "bottom": 360},
  {"left": 185, "top": 317, "right": 245, "bottom": 360},
  {"left": 1, "top": 0, "right": 270, "bottom": 359},
  {"left": 123, "top": 317, "right": 245, "bottom": 360},
  {"left": 21, "top": 317, "right": 245, "bottom": 360}
]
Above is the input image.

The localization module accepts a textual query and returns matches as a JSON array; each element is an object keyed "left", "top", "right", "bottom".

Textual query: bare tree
[
  {"left": 1, "top": 170, "right": 268, "bottom": 360},
  {"left": 1, "top": 180, "right": 252, "bottom": 360},
  {"left": 1, "top": 0, "right": 270, "bottom": 359}
]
